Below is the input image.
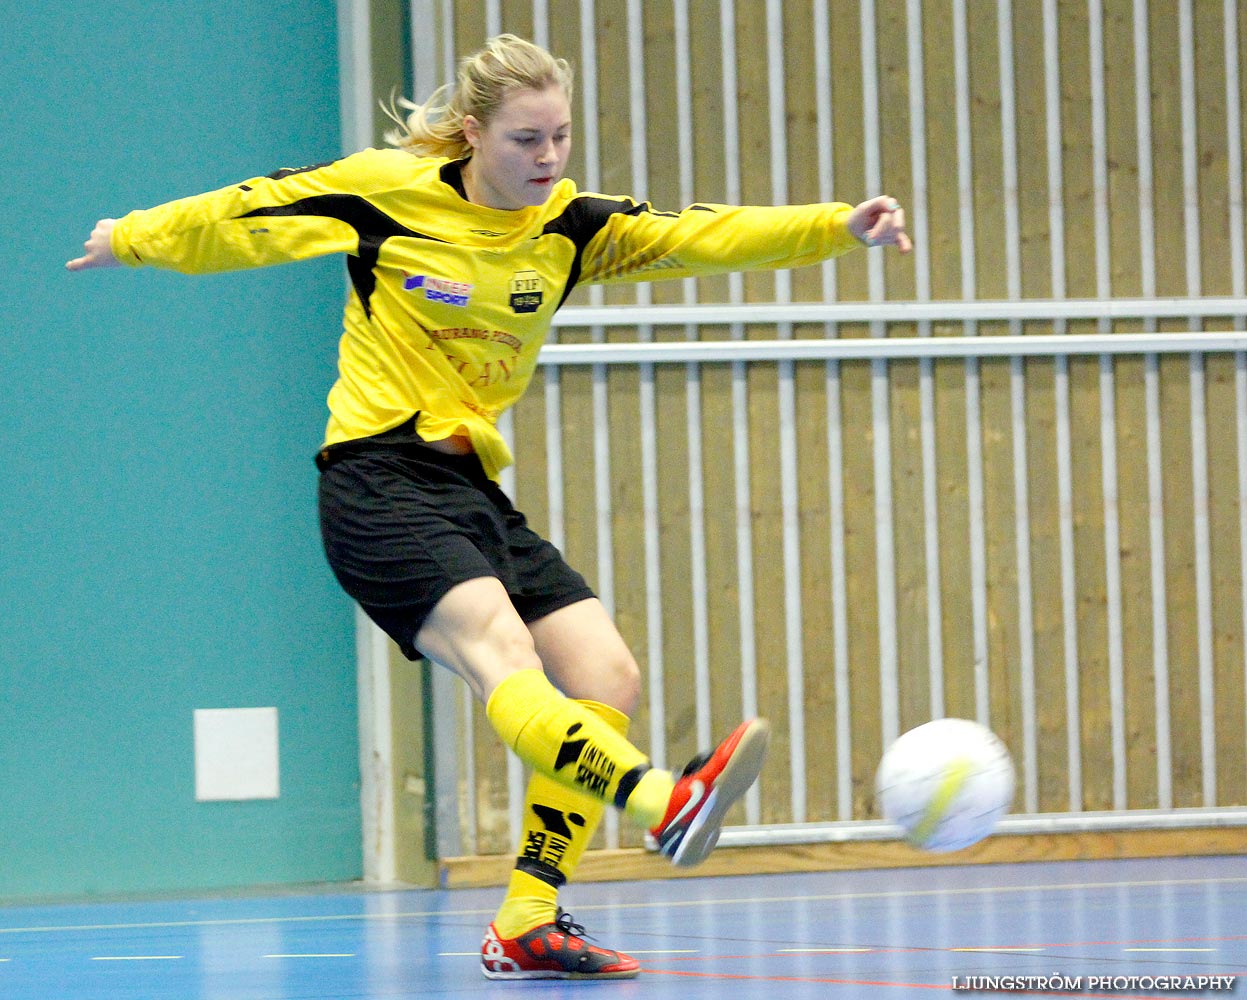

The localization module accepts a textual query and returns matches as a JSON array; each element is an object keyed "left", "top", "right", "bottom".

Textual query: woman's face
[{"left": 463, "top": 85, "right": 572, "bottom": 210}]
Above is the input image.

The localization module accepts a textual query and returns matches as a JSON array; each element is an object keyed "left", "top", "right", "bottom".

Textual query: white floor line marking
[
  {"left": 779, "top": 947, "right": 874, "bottom": 953},
  {"left": 263, "top": 953, "right": 355, "bottom": 958},
  {"left": 91, "top": 955, "right": 182, "bottom": 961},
  {"left": 4, "top": 873, "right": 1244, "bottom": 937},
  {"left": 1123, "top": 948, "right": 1217, "bottom": 953}
]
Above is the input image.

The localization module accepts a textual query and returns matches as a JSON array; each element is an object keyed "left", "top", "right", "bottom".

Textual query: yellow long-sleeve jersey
[{"left": 111, "top": 148, "right": 862, "bottom": 480}]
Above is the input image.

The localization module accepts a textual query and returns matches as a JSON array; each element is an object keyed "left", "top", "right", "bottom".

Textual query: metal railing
[{"left": 431, "top": 325, "right": 1247, "bottom": 858}]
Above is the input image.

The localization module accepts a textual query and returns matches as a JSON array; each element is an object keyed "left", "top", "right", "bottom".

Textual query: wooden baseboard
[{"left": 438, "top": 827, "right": 1247, "bottom": 889}]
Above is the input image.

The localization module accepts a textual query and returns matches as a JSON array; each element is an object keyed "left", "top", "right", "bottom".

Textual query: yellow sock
[
  {"left": 485, "top": 670, "right": 674, "bottom": 827},
  {"left": 492, "top": 699, "right": 625, "bottom": 938}
]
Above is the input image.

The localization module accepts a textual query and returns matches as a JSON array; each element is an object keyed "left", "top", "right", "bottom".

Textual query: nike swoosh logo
[{"left": 667, "top": 780, "right": 707, "bottom": 829}]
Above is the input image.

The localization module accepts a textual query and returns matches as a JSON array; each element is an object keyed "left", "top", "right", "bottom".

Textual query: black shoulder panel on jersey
[
  {"left": 238, "top": 194, "right": 447, "bottom": 316},
  {"left": 542, "top": 196, "right": 665, "bottom": 308},
  {"left": 266, "top": 160, "right": 338, "bottom": 181}
]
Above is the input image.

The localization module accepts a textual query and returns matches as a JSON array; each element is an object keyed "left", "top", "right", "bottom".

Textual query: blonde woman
[{"left": 68, "top": 34, "right": 910, "bottom": 981}]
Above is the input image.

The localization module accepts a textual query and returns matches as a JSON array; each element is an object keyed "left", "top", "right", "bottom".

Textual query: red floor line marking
[
  {"left": 644, "top": 971, "right": 1174, "bottom": 999},
  {"left": 644, "top": 968, "right": 951, "bottom": 989}
]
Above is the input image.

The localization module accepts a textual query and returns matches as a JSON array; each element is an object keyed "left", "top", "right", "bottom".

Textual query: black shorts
[{"left": 316, "top": 422, "right": 595, "bottom": 661}]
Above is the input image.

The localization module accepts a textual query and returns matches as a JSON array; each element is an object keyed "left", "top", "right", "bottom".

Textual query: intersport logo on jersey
[{"left": 402, "top": 273, "right": 472, "bottom": 307}]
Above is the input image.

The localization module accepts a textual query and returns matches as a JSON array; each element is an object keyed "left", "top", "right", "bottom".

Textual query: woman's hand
[
  {"left": 66, "top": 219, "right": 121, "bottom": 271},
  {"left": 846, "top": 196, "right": 912, "bottom": 254}
]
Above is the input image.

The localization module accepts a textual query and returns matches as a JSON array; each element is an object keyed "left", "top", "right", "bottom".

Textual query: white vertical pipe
[
  {"left": 409, "top": 0, "right": 439, "bottom": 100},
  {"left": 1190, "top": 355, "right": 1215, "bottom": 806},
  {"left": 673, "top": 0, "right": 711, "bottom": 752},
  {"left": 577, "top": 0, "right": 618, "bottom": 847},
  {"left": 1044, "top": 0, "right": 1082, "bottom": 811},
  {"left": 952, "top": 0, "right": 989, "bottom": 726},
  {"left": 462, "top": 684, "right": 478, "bottom": 855},
  {"left": 1099, "top": 352, "right": 1127, "bottom": 811},
  {"left": 998, "top": 0, "right": 1022, "bottom": 300},
  {"left": 1227, "top": 0, "right": 1247, "bottom": 798},
  {"left": 685, "top": 364, "right": 711, "bottom": 751},
  {"left": 906, "top": 0, "right": 943, "bottom": 720},
  {"left": 1178, "top": 0, "right": 1202, "bottom": 307},
  {"left": 338, "top": 0, "right": 374, "bottom": 155},
  {"left": 815, "top": 0, "right": 838, "bottom": 307},
  {"left": 484, "top": 0, "right": 501, "bottom": 38},
  {"left": 1146, "top": 353, "right": 1172, "bottom": 808},
  {"left": 1135, "top": 0, "right": 1172, "bottom": 808},
  {"left": 1135, "top": 0, "right": 1157, "bottom": 309},
  {"left": 496, "top": 412, "right": 525, "bottom": 841},
  {"left": 355, "top": 604, "right": 396, "bottom": 882},
  {"left": 767, "top": 0, "right": 805, "bottom": 823},
  {"left": 579, "top": 0, "right": 601, "bottom": 194},
  {"left": 1228, "top": 0, "right": 1246, "bottom": 306},
  {"left": 731, "top": 353, "right": 758, "bottom": 813},
  {"left": 497, "top": 412, "right": 516, "bottom": 500},
  {"left": 767, "top": 0, "right": 792, "bottom": 304},
  {"left": 539, "top": 0, "right": 563, "bottom": 595},
  {"left": 1238, "top": 355, "right": 1247, "bottom": 788},
  {"left": 590, "top": 375, "right": 616, "bottom": 846},
  {"left": 531, "top": 0, "right": 549, "bottom": 49},
  {"left": 1088, "top": 0, "right": 1112, "bottom": 315},
  {"left": 861, "top": 0, "right": 899, "bottom": 751},
  {"left": 439, "top": 0, "right": 455, "bottom": 86},
  {"left": 431, "top": 0, "right": 468, "bottom": 857},
  {"left": 1178, "top": 0, "right": 1215, "bottom": 806},
  {"left": 579, "top": 0, "right": 610, "bottom": 625},
  {"left": 998, "top": 0, "right": 1038, "bottom": 814},
  {"left": 720, "top": 1, "right": 760, "bottom": 824},
  {"left": 813, "top": 0, "right": 853, "bottom": 819},
  {"left": 539, "top": 0, "right": 564, "bottom": 556},
  {"left": 625, "top": 0, "right": 666, "bottom": 772},
  {"left": 1088, "top": 0, "right": 1127, "bottom": 811},
  {"left": 860, "top": 0, "right": 884, "bottom": 307},
  {"left": 339, "top": 0, "right": 395, "bottom": 884},
  {"left": 951, "top": 0, "right": 975, "bottom": 298},
  {"left": 827, "top": 361, "right": 852, "bottom": 820},
  {"left": 544, "top": 377, "right": 565, "bottom": 551},
  {"left": 435, "top": 0, "right": 467, "bottom": 851},
  {"left": 871, "top": 352, "right": 898, "bottom": 743}
]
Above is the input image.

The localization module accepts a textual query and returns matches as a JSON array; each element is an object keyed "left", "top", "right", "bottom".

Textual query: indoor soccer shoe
[
  {"left": 480, "top": 910, "right": 640, "bottom": 980},
  {"left": 650, "top": 718, "right": 771, "bottom": 867}
]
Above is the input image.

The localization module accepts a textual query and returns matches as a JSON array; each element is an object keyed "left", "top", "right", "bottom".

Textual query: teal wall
[{"left": 0, "top": 4, "right": 361, "bottom": 898}]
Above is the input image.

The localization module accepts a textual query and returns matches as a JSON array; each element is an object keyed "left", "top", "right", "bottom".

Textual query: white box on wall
[{"left": 193, "top": 707, "right": 280, "bottom": 801}]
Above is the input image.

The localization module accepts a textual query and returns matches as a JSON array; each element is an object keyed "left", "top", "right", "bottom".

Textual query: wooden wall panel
[
  {"left": 890, "top": 358, "right": 932, "bottom": 737},
  {"left": 1113, "top": 353, "right": 1158, "bottom": 810},
  {"left": 795, "top": 358, "right": 837, "bottom": 819},
  {"left": 839, "top": 357, "right": 882, "bottom": 819},
  {"left": 1023, "top": 353, "right": 1074, "bottom": 813},
  {"left": 1208, "top": 355, "right": 1247, "bottom": 807},
  {"left": 421, "top": 1, "right": 1247, "bottom": 852}
]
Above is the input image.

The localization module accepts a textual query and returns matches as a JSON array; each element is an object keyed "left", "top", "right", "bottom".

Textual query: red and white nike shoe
[
  {"left": 649, "top": 718, "right": 771, "bottom": 867},
  {"left": 480, "top": 911, "right": 640, "bottom": 980}
]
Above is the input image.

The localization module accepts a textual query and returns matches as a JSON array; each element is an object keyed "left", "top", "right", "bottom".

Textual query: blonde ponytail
[{"left": 384, "top": 34, "right": 573, "bottom": 159}]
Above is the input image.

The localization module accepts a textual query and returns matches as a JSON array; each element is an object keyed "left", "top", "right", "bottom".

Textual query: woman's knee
[
  {"left": 608, "top": 654, "right": 642, "bottom": 715},
  {"left": 416, "top": 578, "right": 543, "bottom": 701}
]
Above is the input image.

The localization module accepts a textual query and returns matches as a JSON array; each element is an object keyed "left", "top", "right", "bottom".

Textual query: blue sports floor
[{"left": 1, "top": 856, "right": 1243, "bottom": 998}]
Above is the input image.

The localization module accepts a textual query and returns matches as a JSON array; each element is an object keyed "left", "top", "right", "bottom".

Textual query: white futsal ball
[{"left": 874, "top": 718, "right": 1015, "bottom": 853}]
